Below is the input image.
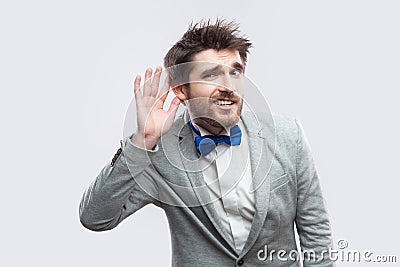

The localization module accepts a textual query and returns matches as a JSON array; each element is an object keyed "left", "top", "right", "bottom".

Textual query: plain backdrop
[{"left": 1, "top": 1, "right": 399, "bottom": 266}]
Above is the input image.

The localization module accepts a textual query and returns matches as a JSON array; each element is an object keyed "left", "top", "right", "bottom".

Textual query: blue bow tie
[{"left": 189, "top": 120, "right": 242, "bottom": 156}]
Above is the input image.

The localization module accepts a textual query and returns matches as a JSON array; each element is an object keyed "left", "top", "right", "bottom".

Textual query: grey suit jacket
[{"left": 79, "top": 112, "right": 334, "bottom": 267}]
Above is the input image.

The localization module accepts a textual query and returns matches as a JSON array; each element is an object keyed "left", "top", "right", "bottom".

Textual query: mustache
[{"left": 210, "top": 91, "right": 241, "bottom": 101}]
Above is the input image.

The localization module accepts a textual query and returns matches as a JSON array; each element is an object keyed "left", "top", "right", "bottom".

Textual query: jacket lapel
[
  {"left": 171, "top": 111, "right": 280, "bottom": 256},
  {"left": 173, "top": 113, "right": 239, "bottom": 254},
  {"left": 239, "top": 112, "right": 277, "bottom": 256}
]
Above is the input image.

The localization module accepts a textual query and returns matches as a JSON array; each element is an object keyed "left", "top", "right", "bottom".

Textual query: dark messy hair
[{"left": 164, "top": 18, "right": 252, "bottom": 86}]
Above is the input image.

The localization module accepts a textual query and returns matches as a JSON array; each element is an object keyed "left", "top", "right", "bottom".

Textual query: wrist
[{"left": 130, "top": 132, "right": 159, "bottom": 150}]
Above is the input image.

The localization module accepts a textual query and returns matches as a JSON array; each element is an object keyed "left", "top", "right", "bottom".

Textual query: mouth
[{"left": 212, "top": 98, "right": 237, "bottom": 110}]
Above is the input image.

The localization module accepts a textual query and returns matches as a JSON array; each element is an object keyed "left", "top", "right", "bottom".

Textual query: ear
[{"left": 172, "top": 85, "right": 188, "bottom": 101}]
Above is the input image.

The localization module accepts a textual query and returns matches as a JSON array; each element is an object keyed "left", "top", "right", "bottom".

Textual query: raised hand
[{"left": 131, "top": 66, "right": 181, "bottom": 150}]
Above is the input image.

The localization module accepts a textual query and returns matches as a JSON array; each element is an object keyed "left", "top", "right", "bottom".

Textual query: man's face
[{"left": 181, "top": 49, "right": 244, "bottom": 131}]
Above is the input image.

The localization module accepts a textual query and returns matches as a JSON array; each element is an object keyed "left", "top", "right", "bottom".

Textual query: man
[{"left": 80, "top": 19, "right": 334, "bottom": 266}]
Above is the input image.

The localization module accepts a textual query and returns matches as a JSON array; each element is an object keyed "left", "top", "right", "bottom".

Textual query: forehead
[{"left": 192, "top": 49, "right": 242, "bottom": 66}]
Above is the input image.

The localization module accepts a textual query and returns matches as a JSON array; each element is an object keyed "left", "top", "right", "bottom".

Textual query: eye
[
  {"left": 230, "top": 69, "right": 243, "bottom": 76},
  {"left": 203, "top": 72, "right": 217, "bottom": 79}
]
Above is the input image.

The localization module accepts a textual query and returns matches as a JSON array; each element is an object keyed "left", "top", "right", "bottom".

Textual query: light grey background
[{"left": 1, "top": 0, "right": 399, "bottom": 266}]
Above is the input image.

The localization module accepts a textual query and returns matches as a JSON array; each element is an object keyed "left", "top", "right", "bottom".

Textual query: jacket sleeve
[
  {"left": 294, "top": 119, "right": 335, "bottom": 267},
  {"left": 79, "top": 137, "right": 161, "bottom": 231}
]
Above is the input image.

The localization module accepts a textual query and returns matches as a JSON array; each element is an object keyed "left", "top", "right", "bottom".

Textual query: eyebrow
[
  {"left": 200, "top": 62, "right": 244, "bottom": 76},
  {"left": 200, "top": 65, "right": 221, "bottom": 76},
  {"left": 232, "top": 62, "right": 244, "bottom": 72}
]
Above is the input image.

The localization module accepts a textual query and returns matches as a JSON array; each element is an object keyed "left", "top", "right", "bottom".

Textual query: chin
[
  {"left": 214, "top": 112, "right": 241, "bottom": 129},
  {"left": 189, "top": 104, "right": 242, "bottom": 129}
]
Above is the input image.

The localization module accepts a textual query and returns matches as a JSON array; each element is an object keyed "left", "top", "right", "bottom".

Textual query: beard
[{"left": 186, "top": 89, "right": 243, "bottom": 131}]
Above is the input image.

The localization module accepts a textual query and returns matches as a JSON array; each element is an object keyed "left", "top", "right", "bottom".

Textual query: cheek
[
  {"left": 233, "top": 80, "right": 244, "bottom": 95},
  {"left": 188, "top": 83, "right": 215, "bottom": 98}
]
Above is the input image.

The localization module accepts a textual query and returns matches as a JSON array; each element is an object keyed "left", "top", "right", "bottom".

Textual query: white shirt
[{"left": 191, "top": 121, "right": 255, "bottom": 251}]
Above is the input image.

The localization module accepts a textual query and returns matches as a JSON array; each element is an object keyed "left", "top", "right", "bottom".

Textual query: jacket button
[{"left": 237, "top": 258, "right": 244, "bottom": 266}]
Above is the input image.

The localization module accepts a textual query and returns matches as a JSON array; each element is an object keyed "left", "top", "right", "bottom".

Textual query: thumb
[{"left": 167, "top": 96, "right": 181, "bottom": 116}]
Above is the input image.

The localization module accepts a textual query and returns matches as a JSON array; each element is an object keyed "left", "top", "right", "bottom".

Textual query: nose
[{"left": 217, "top": 74, "right": 234, "bottom": 93}]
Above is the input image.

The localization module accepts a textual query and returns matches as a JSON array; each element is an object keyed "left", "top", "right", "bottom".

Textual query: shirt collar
[{"left": 190, "top": 119, "right": 243, "bottom": 137}]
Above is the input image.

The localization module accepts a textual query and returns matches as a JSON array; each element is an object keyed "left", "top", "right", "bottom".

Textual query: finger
[
  {"left": 143, "top": 68, "right": 153, "bottom": 96},
  {"left": 150, "top": 66, "right": 162, "bottom": 97},
  {"left": 133, "top": 75, "right": 141, "bottom": 98},
  {"left": 158, "top": 74, "right": 170, "bottom": 101}
]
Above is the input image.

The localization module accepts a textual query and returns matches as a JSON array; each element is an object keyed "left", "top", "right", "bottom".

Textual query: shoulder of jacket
[{"left": 270, "top": 113, "right": 301, "bottom": 144}]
